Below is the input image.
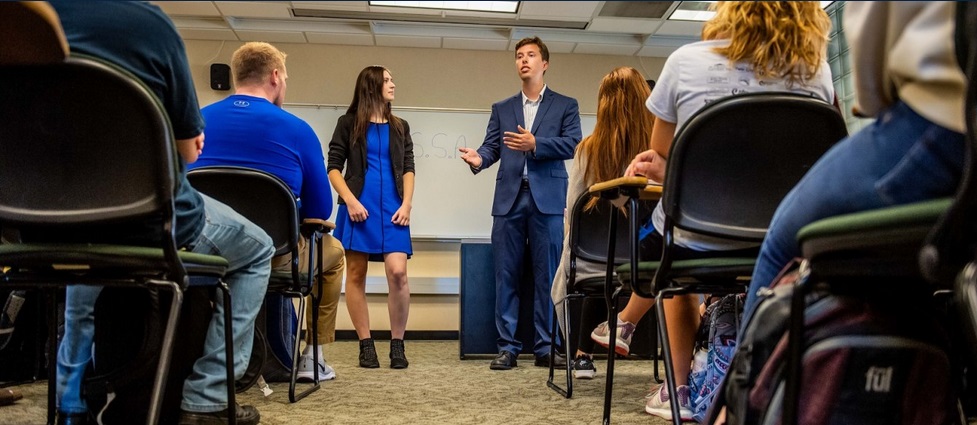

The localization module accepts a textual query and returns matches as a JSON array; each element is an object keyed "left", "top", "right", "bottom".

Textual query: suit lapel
[
  {"left": 532, "top": 91, "right": 555, "bottom": 134},
  {"left": 509, "top": 93, "right": 525, "bottom": 129}
]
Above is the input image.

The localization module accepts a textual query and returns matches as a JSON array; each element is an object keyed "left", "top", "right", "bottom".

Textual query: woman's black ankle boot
[
  {"left": 359, "top": 338, "right": 380, "bottom": 368},
  {"left": 390, "top": 338, "right": 409, "bottom": 369}
]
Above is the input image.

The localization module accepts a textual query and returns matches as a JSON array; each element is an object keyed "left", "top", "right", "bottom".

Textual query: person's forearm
[
  {"left": 328, "top": 169, "right": 357, "bottom": 203},
  {"left": 401, "top": 172, "right": 415, "bottom": 207}
]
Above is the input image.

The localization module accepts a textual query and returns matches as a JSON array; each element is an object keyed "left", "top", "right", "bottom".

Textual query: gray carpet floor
[{"left": 2, "top": 340, "right": 672, "bottom": 424}]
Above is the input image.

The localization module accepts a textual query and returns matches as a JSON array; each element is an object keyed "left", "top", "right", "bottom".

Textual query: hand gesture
[
  {"left": 346, "top": 199, "right": 369, "bottom": 222},
  {"left": 391, "top": 204, "right": 412, "bottom": 226},
  {"left": 458, "top": 147, "right": 482, "bottom": 168},
  {"left": 624, "top": 149, "right": 666, "bottom": 183},
  {"left": 503, "top": 125, "right": 536, "bottom": 152}
]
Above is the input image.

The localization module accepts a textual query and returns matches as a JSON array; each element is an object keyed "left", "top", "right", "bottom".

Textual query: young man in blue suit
[{"left": 459, "top": 37, "right": 582, "bottom": 370}]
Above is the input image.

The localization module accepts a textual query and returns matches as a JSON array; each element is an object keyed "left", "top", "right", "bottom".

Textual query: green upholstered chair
[
  {"left": 609, "top": 93, "right": 847, "bottom": 425},
  {"left": 0, "top": 10, "right": 233, "bottom": 424},
  {"left": 188, "top": 166, "right": 332, "bottom": 403}
]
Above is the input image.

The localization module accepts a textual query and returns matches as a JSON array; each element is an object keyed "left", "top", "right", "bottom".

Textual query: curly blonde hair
[{"left": 702, "top": 1, "right": 830, "bottom": 86}]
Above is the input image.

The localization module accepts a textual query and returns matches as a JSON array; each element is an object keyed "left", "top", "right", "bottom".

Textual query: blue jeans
[
  {"left": 57, "top": 194, "right": 274, "bottom": 414},
  {"left": 742, "top": 101, "right": 965, "bottom": 315}
]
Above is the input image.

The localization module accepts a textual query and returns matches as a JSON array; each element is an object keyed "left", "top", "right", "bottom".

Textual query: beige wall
[{"left": 183, "top": 39, "right": 666, "bottom": 332}]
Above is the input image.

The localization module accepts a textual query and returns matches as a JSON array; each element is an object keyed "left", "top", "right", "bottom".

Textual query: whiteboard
[{"left": 285, "top": 104, "right": 595, "bottom": 240}]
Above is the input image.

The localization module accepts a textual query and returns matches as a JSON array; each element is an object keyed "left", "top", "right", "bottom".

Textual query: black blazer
[{"left": 327, "top": 113, "right": 415, "bottom": 203}]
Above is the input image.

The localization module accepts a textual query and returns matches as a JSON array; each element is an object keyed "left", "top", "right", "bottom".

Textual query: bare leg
[
  {"left": 383, "top": 252, "right": 410, "bottom": 340},
  {"left": 618, "top": 293, "right": 656, "bottom": 324},
  {"left": 344, "top": 251, "right": 371, "bottom": 340},
  {"left": 663, "top": 294, "right": 699, "bottom": 386}
]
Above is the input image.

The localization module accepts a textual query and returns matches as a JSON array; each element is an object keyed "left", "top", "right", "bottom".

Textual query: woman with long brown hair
[
  {"left": 328, "top": 65, "right": 415, "bottom": 369},
  {"left": 550, "top": 66, "right": 655, "bottom": 378}
]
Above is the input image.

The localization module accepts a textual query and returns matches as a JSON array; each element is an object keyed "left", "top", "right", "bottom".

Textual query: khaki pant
[{"left": 271, "top": 233, "right": 345, "bottom": 345}]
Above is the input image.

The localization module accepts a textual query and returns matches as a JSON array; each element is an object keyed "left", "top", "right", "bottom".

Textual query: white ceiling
[{"left": 153, "top": 1, "right": 704, "bottom": 57}]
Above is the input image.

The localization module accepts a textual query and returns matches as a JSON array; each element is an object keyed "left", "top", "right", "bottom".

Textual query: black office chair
[
  {"left": 603, "top": 93, "right": 847, "bottom": 425},
  {"left": 547, "top": 191, "right": 655, "bottom": 400},
  {"left": 0, "top": 3, "right": 233, "bottom": 423},
  {"left": 784, "top": 3, "right": 977, "bottom": 424},
  {"left": 187, "top": 166, "right": 332, "bottom": 403}
]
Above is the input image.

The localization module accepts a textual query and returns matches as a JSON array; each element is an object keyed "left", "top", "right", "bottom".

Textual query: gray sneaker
[
  {"left": 644, "top": 384, "right": 693, "bottom": 421},
  {"left": 296, "top": 353, "right": 336, "bottom": 382},
  {"left": 590, "top": 318, "right": 636, "bottom": 356},
  {"left": 571, "top": 355, "right": 597, "bottom": 379}
]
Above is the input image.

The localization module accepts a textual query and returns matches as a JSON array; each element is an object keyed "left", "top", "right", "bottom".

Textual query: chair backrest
[
  {"left": 187, "top": 166, "right": 298, "bottom": 258},
  {"left": 567, "top": 190, "right": 654, "bottom": 284},
  {"left": 921, "top": 1, "right": 977, "bottom": 282},
  {"left": 661, "top": 92, "right": 849, "bottom": 241}
]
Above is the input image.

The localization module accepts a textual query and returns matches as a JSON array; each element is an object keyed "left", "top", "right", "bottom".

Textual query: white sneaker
[
  {"left": 296, "top": 353, "right": 336, "bottom": 382},
  {"left": 644, "top": 384, "right": 693, "bottom": 421}
]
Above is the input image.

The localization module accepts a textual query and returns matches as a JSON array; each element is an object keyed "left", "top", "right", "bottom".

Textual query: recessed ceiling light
[
  {"left": 369, "top": 1, "right": 519, "bottom": 13},
  {"left": 669, "top": 1, "right": 836, "bottom": 22}
]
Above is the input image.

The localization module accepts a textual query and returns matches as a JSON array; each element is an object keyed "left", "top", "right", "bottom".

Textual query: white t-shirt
[{"left": 647, "top": 39, "right": 836, "bottom": 252}]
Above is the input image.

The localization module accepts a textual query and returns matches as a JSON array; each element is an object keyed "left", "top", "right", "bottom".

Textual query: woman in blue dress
[{"left": 327, "top": 66, "right": 415, "bottom": 369}]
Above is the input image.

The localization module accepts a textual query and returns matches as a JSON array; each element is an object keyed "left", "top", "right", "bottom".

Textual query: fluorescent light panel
[
  {"left": 369, "top": 1, "right": 519, "bottom": 13},
  {"left": 669, "top": 1, "right": 835, "bottom": 22}
]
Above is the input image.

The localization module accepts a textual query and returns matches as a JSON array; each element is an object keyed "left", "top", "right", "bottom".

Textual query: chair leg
[
  {"left": 546, "top": 297, "right": 573, "bottom": 398},
  {"left": 653, "top": 330, "right": 664, "bottom": 384},
  {"left": 47, "top": 289, "right": 58, "bottom": 425},
  {"left": 288, "top": 294, "right": 320, "bottom": 402},
  {"left": 218, "top": 281, "right": 236, "bottom": 425},
  {"left": 146, "top": 280, "right": 184, "bottom": 425},
  {"left": 656, "top": 289, "right": 682, "bottom": 425}
]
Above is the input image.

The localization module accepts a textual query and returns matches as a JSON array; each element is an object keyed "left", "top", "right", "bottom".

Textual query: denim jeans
[
  {"left": 742, "top": 101, "right": 965, "bottom": 315},
  {"left": 57, "top": 194, "right": 274, "bottom": 414}
]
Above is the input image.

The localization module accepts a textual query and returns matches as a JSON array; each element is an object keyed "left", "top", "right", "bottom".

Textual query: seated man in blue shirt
[
  {"left": 49, "top": 2, "right": 274, "bottom": 424},
  {"left": 190, "top": 42, "right": 345, "bottom": 381}
]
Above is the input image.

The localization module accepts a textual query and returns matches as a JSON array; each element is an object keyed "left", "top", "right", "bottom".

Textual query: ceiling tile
[
  {"left": 215, "top": 1, "right": 293, "bottom": 19},
  {"left": 442, "top": 38, "right": 509, "bottom": 51},
  {"left": 573, "top": 43, "right": 640, "bottom": 56},
  {"left": 234, "top": 30, "right": 308, "bottom": 43},
  {"left": 152, "top": 2, "right": 222, "bottom": 17},
  {"left": 176, "top": 28, "right": 239, "bottom": 41},
  {"left": 305, "top": 32, "right": 376, "bottom": 45},
  {"left": 653, "top": 20, "right": 703, "bottom": 37},
  {"left": 587, "top": 17, "right": 662, "bottom": 34},
  {"left": 519, "top": 1, "right": 600, "bottom": 20},
  {"left": 375, "top": 35, "right": 442, "bottom": 48}
]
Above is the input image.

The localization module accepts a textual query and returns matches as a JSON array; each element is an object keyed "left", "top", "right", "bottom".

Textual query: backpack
[
  {"left": 84, "top": 287, "right": 212, "bottom": 425},
  {"left": 688, "top": 293, "right": 743, "bottom": 422},
  {"left": 254, "top": 292, "right": 298, "bottom": 383},
  {"left": 719, "top": 266, "right": 958, "bottom": 425}
]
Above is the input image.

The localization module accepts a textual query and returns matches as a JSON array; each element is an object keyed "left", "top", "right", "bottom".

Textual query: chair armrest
[
  {"left": 588, "top": 177, "right": 663, "bottom": 201},
  {"left": 300, "top": 218, "right": 335, "bottom": 238}
]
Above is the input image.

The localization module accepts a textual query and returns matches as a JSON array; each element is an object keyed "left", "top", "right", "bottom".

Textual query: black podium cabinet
[{"left": 459, "top": 241, "right": 537, "bottom": 358}]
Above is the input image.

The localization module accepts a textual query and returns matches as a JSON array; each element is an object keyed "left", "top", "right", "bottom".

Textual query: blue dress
[{"left": 334, "top": 122, "right": 412, "bottom": 261}]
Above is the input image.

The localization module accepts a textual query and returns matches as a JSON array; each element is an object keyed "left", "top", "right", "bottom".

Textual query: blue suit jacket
[{"left": 473, "top": 88, "right": 582, "bottom": 216}]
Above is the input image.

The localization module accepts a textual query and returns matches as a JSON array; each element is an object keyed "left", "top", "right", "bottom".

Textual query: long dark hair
[{"left": 346, "top": 65, "right": 404, "bottom": 145}]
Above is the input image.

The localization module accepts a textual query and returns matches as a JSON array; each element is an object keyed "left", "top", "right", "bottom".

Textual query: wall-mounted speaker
[{"left": 210, "top": 63, "right": 231, "bottom": 91}]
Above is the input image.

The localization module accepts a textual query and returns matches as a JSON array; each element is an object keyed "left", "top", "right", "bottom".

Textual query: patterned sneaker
[
  {"left": 644, "top": 384, "right": 693, "bottom": 421},
  {"left": 571, "top": 355, "right": 597, "bottom": 379},
  {"left": 296, "top": 353, "right": 336, "bottom": 382},
  {"left": 590, "top": 318, "right": 635, "bottom": 356}
]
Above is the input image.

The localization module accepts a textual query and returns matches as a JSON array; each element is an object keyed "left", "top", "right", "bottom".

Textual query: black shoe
[
  {"left": 390, "top": 338, "right": 409, "bottom": 369},
  {"left": 359, "top": 338, "right": 380, "bottom": 368},
  {"left": 489, "top": 350, "right": 517, "bottom": 370},
  {"left": 56, "top": 411, "right": 92, "bottom": 425},
  {"left": 178, "top": 404, "right": 260, "bottom": 425},
  {"left": 534, "top": 352, "right": 567, "bottom": 368}
]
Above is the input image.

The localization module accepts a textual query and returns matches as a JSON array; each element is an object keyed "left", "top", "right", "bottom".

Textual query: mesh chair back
[
  {"left": 661, "top": 92, "right": 848, "bottom": 241},
  {"left": 0, "top": 56, "right": 178, "bottom": 227},
  {"left": 187, "top": 166, "right": 298, "bottom": 257}
]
